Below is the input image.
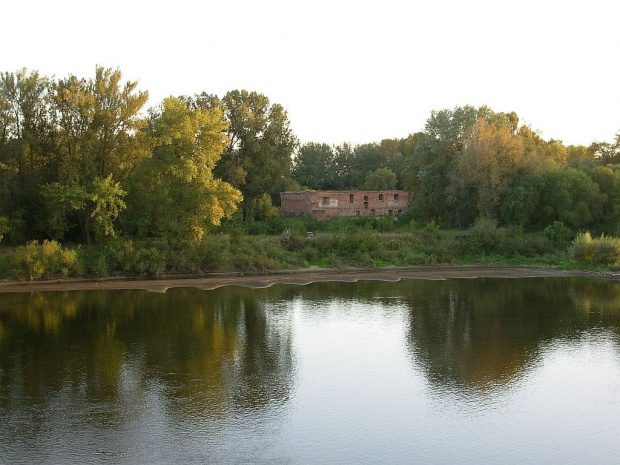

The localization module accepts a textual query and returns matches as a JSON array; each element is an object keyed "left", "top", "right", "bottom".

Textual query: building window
[
  {"left": 394, "top": 193, "right": 399, "bottom": 201},
  {"left": 322, "top": 197, "right": 330, "bottom": 206},
  {"left": 388, "top": 210, "right": 393, "bottom": 216},
  {"left": 364, "top": 201, "right": 369, "bottom": 209},
  {"left": 349, "top": 194, "right": 354, "bottom": 203},
  {"left": 379, "top": 194, "right": 384, "bottom": 201},
  {"left": 363, "top": 195, "right": 369, "bottom": 201}
]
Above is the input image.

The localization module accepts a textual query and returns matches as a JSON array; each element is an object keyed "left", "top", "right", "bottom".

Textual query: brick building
[{"left": 280, "top": 190, "right": 409, "bottom": 220}]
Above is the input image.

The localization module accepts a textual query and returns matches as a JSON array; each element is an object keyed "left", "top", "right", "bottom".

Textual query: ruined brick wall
[{"left": 280, "top": 190, "right": 409, "bottom": 220}]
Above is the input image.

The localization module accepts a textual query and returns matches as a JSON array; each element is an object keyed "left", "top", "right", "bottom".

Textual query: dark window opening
[
  {"left": 379, "top": 194, "right": 384, "bottom": 201},
  {"left": 349, "top": 194, "right": 354, "bottom": 203},
  {"left": 364, "top": 202, "right": 369, "bottom": 209},
  {"left": 363, "top": 195, "right": 369, "bottom": 201},
  {"left": 394, "top": 193, "right": 399, "bottom": 201}
]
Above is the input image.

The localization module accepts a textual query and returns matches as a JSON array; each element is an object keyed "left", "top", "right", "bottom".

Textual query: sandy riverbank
[{"left": 0, "top": 265, "right": 614, "bottom": 294}]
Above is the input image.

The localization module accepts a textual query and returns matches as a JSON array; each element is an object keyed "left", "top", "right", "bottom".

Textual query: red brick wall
[{"left": 280, "top": 190, "right": 409, "bottom": 220}]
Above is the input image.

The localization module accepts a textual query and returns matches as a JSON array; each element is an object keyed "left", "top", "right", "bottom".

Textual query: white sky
[{"left": 4, "top": 0, "right": 619, "bottom": 147}]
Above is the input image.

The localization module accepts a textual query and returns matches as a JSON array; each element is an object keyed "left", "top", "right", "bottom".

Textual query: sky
[{"left": 4, "top": 0, "right": 619, "bottom": 147}]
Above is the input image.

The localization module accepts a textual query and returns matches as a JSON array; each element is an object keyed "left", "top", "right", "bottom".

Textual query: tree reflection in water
[
  {"left": 403, "top": 277, "right": 620, "bottom": 394},
  {"left": 0, "top": 287, "right": 295, "bottom": 427},
  {"left": 1, "top": 277, "right": 620, "bottom": 463}
]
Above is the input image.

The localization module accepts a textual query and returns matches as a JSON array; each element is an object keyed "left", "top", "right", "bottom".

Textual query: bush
[
  {"left": 504, "top": 233, "right": 554, "bottom": 257},
  {"left": 300, "top": 245, "right": 319, "bottom": 263},
  {"left": 375, "top": 216, "right": 397, "bottom": 232},
  {"left": 572, "top": 232, "right": 620, "bottom": 265},
  {"left": 468, "top": 218, "right": 502, "bottom": 253},
  {"left": 572, "top": 232, "right": 596, "bottom": 262},
  {"left": 543, "top": 221, "right": 574, "bottom": 248},
  {"left": 593, "top": 235, "right": 620, "bottom": 265},
  {"left": 418, "top": 220, "right": 441, "bottom": 242},
  {"left": 280, "top": 228, "right": 305, "bottom": 251},
  {"left": 12, "top": 240, "right": 78, "bottom": 280},
  {"left": 124, "top": 247, "right": 167, "bottom": 277}
]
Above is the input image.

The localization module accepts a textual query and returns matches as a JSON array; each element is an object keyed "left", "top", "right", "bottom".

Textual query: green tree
[
  {"left": 125, "top": 97, "right": 241, "bottom": 244},
  {"left": 536, "top": 168, "right": 605, "bottom": 230},
  {"left": 40, "top": 176, "right": 126, "bottom": 244},
  {"left": 43, "top": 66, "right": 149, "bottom": 242},
  {"left": 0, "top": 216, "right": 8, "bottom": 242},
  {"left": 590, "top": 132, "right": 620, "bottom": 165},
  {"left": 406, "top": 106, "right": 482, "bottom": 225},
  {"left": 362, "top": 167, "right": 398, "bottom": 190},
  {"left": 499, "top": 174, "right": 544, "bottom": 227},
  {"left": 451, "top": 118, "right": 527, "bottom": 219},
  {"left": 54, "top": 66, "right": 149, "bottom": 184},
  {"left": 0, "top": 69, "right": 55, "bottom": 187},
  {"left": 293, "top": 142, "right": 337, "bottom": 190},
  {"left": 347, "top": 143, "right": 383, "bottom": 188},
  {"left": 213, "top": 90, "right": 297, "bottom": 221}
]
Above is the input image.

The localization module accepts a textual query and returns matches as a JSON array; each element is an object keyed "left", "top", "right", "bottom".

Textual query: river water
[{"left": 1, "top": 277, "right": 620, "bottom": 464}]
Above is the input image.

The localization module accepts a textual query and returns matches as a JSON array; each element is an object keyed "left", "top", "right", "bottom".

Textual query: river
[{"left": 1, "top": 277, "right": 619, "bottom": 464}]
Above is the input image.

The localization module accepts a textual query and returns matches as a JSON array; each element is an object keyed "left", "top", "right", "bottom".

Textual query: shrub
[
  {"left": 543, "top": 221, "right": 574, "bottom": 248},
  {"left": 505, "top": 233, "right": 554, "bottom": 257},
  {"left": 468, "top": 218, "right": 502, "bottom": 253},
  {"left": 375, "top": 216, "right": 397, "bottom": 232},
  {"left": 418, "top": 220, "right": 441, "bottom": 243},
  {"left": 300, "top": 246, "right": 319, "bottom": 263},
  {"left": 280, "top": 228, "right": 305, "bottom": 251},
  {"left": 572, "top": 232, "right": 596, "bottom": 262},
  {"left": 593, "top": 235, "right": 620, "bottom": 265},
  {"left": 125, "top": 247, "right": 167, "bottom": 277},
  {"left": 12, "top": 240, "right": 78, "bottom": 280},
  {"left": 169, "top": 237, "right": 227, "bottom": 272}
]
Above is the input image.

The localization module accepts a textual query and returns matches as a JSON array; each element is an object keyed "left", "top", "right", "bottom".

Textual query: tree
[
  {"left": 293, "top": 142, "right": 337, "bottom": 190},
  {"left": 125, "top": 97, "right": 241, "bottom": 244},
  {"left": 0, "top": 216, "right": 8, "bottom": 243},
  {"left": 362, "top": 167, "right": 398, "bottom": 190},
  {"left": 212, "top": 90, "right": 297, "bottom": 221},
  {"left": 500, "top": 174, "right": 544, "bottom": 227},
  {"left": 451, "top": 119, "right": 527, "bottom": 219},
  {"left": 406, "top": 106, "right": 483, "bottom": 224},
  {"left": 590, "top": 131, "right": 620, "bottom": 165},
  {"left": 42, "top": 66, "right": 149, "bottom": 242},
  {"left": 0, "top": 69, "right": 54, "bottom": 186},
  {"left": 347, "top": 143, "right": 382, "bottom": 189},
  {"left": 537, "top": 168, "right": 605, "bottom": 230},
  {"left": 40, "top": 176, "right": 126, "bottom": 244},
  {"left": 53, "top": 66, "right": 149, "bottom": 184}
]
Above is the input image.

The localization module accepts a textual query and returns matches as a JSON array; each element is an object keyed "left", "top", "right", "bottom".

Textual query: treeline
[
  {"left": 292, "top": 107, "right": 620, "bottom": 234},
  {"left": 0, "top": 67, "right": 297, "bottom": 245},
  {"left": 2, "top": 66, "right": 620, "bottom": 251}
]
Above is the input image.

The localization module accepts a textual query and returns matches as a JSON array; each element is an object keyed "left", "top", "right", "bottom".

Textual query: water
[{"left": 1, "top": 277, "right": 620, "bottom": 464}]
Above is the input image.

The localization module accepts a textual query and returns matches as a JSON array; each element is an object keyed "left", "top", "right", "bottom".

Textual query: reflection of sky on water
[{"left": 1, "top": 278, "right": 620, "bottom": 463}]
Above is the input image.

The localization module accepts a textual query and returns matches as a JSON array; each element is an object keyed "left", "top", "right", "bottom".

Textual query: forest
[{"left": 1, "top": 67, "right": 620, "bottom": 278}]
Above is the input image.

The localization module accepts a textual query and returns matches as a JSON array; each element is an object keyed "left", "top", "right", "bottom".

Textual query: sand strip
[{"left": 0, "top": 266, "right": 613, "bottom": 294}]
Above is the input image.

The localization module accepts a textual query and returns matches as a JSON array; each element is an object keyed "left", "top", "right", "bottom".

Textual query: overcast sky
[{"left": 4, "top": 0, "right": 619, "bottom": 147}]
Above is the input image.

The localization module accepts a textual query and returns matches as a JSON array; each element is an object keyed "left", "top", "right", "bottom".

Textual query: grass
[{"left": 1, "top": 220, "right": 619, "bottom": 281}]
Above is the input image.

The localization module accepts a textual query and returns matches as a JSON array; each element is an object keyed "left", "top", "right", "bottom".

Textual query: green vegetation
[
  {"left": 1, "top": 216, "right": 617, "bottom": 281},
  {"left": 1, "top": 66, "right": 620, "bottom": 280}
]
